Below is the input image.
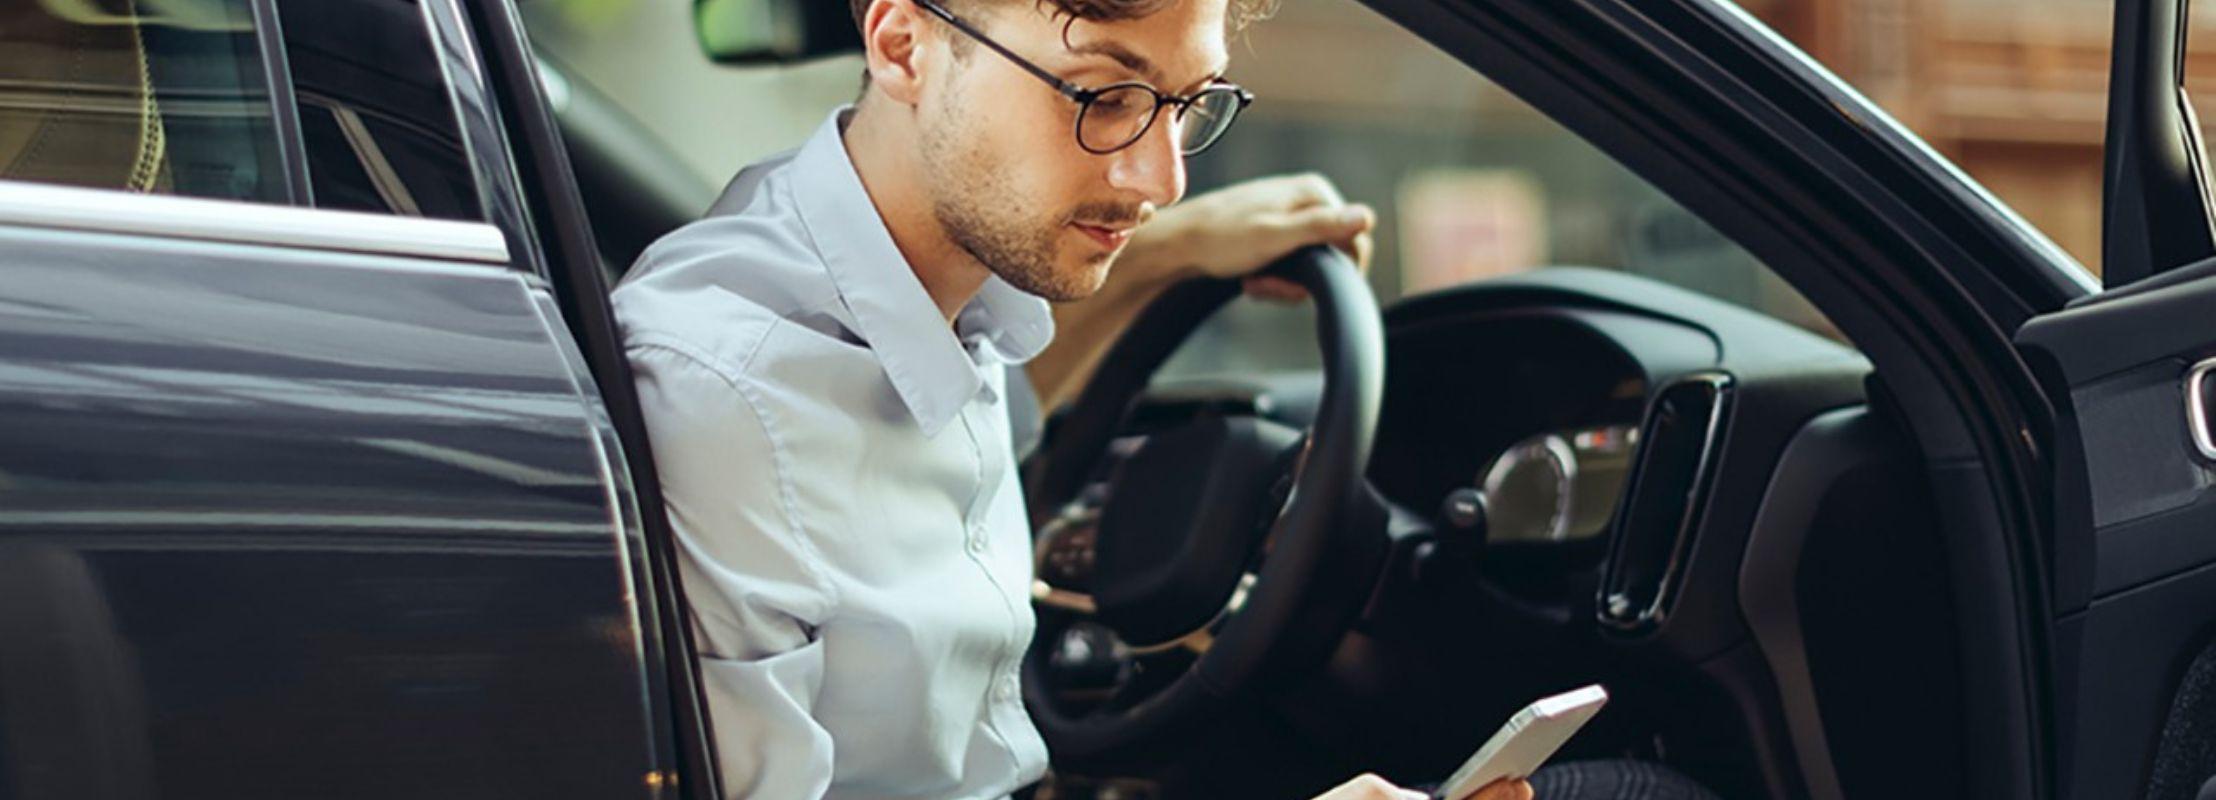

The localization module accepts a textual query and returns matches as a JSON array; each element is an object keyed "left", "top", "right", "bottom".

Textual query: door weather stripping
[{"left": 0, "top": 180, "right": 511, "bottom": 266}]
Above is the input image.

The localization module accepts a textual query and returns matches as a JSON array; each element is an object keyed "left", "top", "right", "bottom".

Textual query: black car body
[{"left": 2, "top": 0, "right": 2213, "bottom": 798}]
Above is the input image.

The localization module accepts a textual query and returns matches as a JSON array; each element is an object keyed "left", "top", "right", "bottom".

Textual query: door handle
[{"left": 2190, "top": 358, "right": 2216, "bottom": 462}]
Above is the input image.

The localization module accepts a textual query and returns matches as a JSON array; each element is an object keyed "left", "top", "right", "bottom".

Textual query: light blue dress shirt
[{"left": 611, "top": 109, "right": 1056, "bottom": 799}]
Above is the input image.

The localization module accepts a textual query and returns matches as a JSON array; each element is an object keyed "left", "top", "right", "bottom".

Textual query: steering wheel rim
[{"left": 1021, "top": 244, "right": 1387, "bottom": 767}]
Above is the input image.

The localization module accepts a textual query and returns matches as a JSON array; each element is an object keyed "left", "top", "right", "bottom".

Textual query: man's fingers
[
  {"left": 1313, "top": 772, "right": 1428, "bottom": 800},
  {"left": 1468, "top": 778, "right": 1535, "bottom": 800},
  {"left": 1273, "top": 171, "right": 1348, "bottom": 211},
  {"left": 1244, "top": 202, "right": 1373, "bottom": 301},
  {"left": 1305, "top": 203, "right": 1373, "bottom": 273},
  {"left": 1349, "top": 229, "right": 1375, "bottom": 272},
  {"left": 1278, "top": 203, "right": 1375, "bottom": 252},
  {"left": 1325, "top": 203, "right": 1377, "bottom": 237}
]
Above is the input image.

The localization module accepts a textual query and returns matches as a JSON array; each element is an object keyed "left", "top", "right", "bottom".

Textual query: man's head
[{"left": 848, "top": 0, "right": 1273, "bottom": 301}]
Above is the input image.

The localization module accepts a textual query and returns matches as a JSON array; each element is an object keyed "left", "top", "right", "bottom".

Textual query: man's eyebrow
[
  {"left": 1066, "top": 40, "right": 1159, "bottom": 84},
  {"left": 1065, "top": 40, "right": 1228, "bottom": 93}
]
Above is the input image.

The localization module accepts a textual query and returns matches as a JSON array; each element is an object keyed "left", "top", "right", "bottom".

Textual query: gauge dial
[{"left": 1475, "top": 424, "right": 1639, "bottom": 543}]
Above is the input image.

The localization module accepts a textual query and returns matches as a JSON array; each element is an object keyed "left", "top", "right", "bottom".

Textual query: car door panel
[
  {"left": 2018, "top": 269, "right": 2216, "bottom": 800},
  {"left": 0, "top": 184, "right": 669, "bottom": 799}
]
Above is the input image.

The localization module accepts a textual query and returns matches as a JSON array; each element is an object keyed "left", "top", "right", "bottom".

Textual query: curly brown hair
[{"left": 848, "top": 0, "right": 1278, "bottom": 38}]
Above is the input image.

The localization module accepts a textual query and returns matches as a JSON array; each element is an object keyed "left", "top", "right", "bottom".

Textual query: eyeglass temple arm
[{"left": 910, "top": 0, "right": 1092, "bottom": 101}]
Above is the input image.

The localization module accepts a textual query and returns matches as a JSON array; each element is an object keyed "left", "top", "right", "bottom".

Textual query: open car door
[{"left": 2016, "top": 1, "right": 2216, "bottom": 798}]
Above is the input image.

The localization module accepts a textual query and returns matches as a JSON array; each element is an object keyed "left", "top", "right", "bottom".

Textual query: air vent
[{"left": 1598, "top": 372, "right": 1732, "bottom": 634}]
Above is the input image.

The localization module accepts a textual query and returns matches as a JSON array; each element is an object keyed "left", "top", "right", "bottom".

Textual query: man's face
[{"left": 916, "top": 0, "right": 1229, "bottom": 301}]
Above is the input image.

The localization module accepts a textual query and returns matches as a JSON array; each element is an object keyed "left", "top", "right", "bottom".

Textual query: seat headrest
[{"left": 1, "top": 3, "right": 168, "bottom": 192}]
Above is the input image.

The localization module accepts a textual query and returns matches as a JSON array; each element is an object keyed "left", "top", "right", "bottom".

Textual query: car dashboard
[
  {"left": 1104, "top": 267, "right": 1883, "bottom": 797},
  {"left": 1370, "top": 310, "right": 1654, "bottom": 548}
]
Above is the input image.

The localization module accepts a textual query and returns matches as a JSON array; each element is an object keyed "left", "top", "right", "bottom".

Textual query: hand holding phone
[{"left": 1430, "top": 685, "right": 1608, "bottom": 800}]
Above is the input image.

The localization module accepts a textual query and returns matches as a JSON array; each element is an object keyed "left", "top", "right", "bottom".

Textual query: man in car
[{"left": 610, "top": 0, "right": 1618, "bottom": 797}]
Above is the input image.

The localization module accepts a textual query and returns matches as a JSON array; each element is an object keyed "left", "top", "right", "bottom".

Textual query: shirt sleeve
[{"left": 628, "top": 341, "right": 837, "bottom": 800}]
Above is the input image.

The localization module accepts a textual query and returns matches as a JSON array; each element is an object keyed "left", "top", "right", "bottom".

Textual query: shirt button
[
  {"left": 995, "top": 675, "right": 1018, "bottom": 702},
  {"left": 967, "top": 527, "right": 987, "bottom": 554}
]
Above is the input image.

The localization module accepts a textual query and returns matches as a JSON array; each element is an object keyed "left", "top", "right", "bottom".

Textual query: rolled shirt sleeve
[{"left": 629, "top": 339, "right": 837, "bottom": 800}]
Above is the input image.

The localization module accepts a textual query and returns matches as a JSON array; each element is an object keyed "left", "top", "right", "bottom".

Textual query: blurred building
[
  {"left": 1199, "top": 0, "right": 2146, "bottom": 276},
  {"left": 1743, "top": 0, "right": 2195, "bottom": 277}
]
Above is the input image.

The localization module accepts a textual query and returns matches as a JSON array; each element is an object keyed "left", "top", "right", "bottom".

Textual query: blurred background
[{"left": 515, "top": 0, "right": 2144, "bottom": 370}]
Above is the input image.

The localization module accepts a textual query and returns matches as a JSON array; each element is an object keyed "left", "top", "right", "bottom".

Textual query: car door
[
  {"left": 0, "top": 1, "right": 681, "bottom": 797},
  {"left": 2016, "top": 2, "right": 2216, "bottom": 799}
]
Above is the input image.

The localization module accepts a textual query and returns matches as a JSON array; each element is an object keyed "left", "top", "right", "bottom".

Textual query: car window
[
  {"left": 275, "top": 0, "right": 484, "bottom": 221},
  {"left": 2, "top": 0, "right": 485, "bottom": 222},
  {"left": 1, "top": 0, "right": 292, "bottom": 202},
  {"left": 1156, "top": 0, "right": 1840, "bottom": 376},
  {"left": 522, "top": 0, "right": 1841, "bottom": 378}
]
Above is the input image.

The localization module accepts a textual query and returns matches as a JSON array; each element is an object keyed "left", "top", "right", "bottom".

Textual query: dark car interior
[{"left": 539, "top": 36, "right": 1971, "bottom": 794}]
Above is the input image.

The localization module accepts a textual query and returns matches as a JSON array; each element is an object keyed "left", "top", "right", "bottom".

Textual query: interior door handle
[{"left": 2189, "top": 358, "right": 2216, "bottom": 462}]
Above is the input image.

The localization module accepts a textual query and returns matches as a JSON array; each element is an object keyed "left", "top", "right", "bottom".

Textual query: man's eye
[{"left": 1089, "top": 88, "right": 1151, "bottom": 116}]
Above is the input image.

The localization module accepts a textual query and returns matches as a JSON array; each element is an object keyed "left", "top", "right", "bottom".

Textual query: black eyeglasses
[{"left": 913, "top": 0, "right": 1253, "bottom": 156}]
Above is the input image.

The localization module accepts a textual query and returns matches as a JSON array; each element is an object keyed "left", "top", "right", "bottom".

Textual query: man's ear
[{"left": 862, "top": 0, "right": 932, "bottom": 106}]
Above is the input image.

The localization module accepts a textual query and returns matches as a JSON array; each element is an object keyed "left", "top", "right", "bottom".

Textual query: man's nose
[{"left": 1106, "top": 111, "right": 1187, "bottom": 209}]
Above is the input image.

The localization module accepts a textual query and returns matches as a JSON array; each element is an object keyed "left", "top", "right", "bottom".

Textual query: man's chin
[
  {"left": 1006, "top": 254, "right": 1114, "bottom": 303},
  {"left": 1058, "top": 256, "right": 1117, "bottom": 302}
]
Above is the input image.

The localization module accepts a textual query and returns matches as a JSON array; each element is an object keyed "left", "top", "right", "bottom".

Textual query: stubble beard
[{"left": 922, "top": 107, "right": 1118, "bottom": 302}]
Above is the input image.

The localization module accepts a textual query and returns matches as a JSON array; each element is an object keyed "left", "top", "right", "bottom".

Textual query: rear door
[
  {"left": 0, "top": 0, "right": 676, "bottom": 796},
  {"left": 2016, "top": 1, "right": 2216, "bottom": 798}
]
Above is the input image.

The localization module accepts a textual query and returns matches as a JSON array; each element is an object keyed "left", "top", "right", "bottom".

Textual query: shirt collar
[{"left": 788, "top": 107, "right": 1055, "bottom": 436}]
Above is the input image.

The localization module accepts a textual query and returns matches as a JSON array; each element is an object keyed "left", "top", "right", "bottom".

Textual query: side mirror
[{"left": 693, "top": 0, "right": 863, "bottom": 64}]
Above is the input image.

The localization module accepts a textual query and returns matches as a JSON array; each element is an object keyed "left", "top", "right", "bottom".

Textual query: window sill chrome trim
[
  {"left": 2189, "top": 358, "right": 2216, "bottom": 462},
  {"left": 0, "top": 180, "right": 511, "bottom": 265}
]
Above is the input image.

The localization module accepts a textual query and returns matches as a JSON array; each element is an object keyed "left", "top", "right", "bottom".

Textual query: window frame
[
  {"left": 245, "top": 0, "right": 314, "bottom": 205},
  {"left": 412, "top": 0, "right": 550, "bottom": 278},
  {"left": 0, "top": 178, "right": 510, "bottom": 266}
]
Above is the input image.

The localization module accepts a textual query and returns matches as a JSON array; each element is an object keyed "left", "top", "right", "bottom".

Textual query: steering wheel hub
[
  {"left": 1092, "top": 415, "right": 1303, "bottom": 647},
  {"left": 1021, "top": 245, "right": 1387, "bottom": 768}
]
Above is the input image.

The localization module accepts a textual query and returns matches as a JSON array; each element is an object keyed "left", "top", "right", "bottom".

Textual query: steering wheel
[{"left": 1021, "top": 245, "right": 1389, "bottom": 770}]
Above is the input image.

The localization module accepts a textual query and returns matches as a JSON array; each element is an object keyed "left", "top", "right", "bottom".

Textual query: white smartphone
[{"left": 1429, "top": 684, "right": 1609, "bottom": 800}]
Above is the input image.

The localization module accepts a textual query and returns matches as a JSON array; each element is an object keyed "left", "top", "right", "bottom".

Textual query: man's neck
[{"left": 842, "top": 101, "right": 991, "bottom": 324}]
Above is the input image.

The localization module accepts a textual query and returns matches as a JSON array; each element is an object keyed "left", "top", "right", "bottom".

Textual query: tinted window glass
[
  {"left": 0, "top": 0, "right": 291, "bottom": 202},
  {"left": 277, "top": 0, "right": 483, "bottom": 220}
]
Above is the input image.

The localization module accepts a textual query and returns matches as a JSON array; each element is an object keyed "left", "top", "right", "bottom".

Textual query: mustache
[{"left": 1066, "top": 202, "right": 1151, "bottom": 228}]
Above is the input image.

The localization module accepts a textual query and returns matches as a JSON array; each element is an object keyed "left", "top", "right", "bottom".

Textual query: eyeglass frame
[{"left": 910, "top": 0, "right": 1254, "bottom": 156}]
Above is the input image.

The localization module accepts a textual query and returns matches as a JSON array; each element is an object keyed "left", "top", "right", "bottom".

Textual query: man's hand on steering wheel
[
  {"left": 1128, "top": 173, "right": 1376, "bottom": 302},
  {"left": 1027, "top": 172, "right": 1375, "bottom": 411}
]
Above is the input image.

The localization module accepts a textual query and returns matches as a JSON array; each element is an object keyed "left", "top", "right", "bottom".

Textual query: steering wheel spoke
[
  {"left": 1032, "top": 580, "right": 1099, "bottom": 614},
  {"left": 1032, "top": 489, "right": 1106, "bottom": 614},
  {"left": 1124, "top": 571, "right": 1258, "bottom": 656}
]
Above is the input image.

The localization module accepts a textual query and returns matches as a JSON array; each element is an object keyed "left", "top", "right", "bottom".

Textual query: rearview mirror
[{"left": 694, "top": 0, "right": 863, "bottom": 64}]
